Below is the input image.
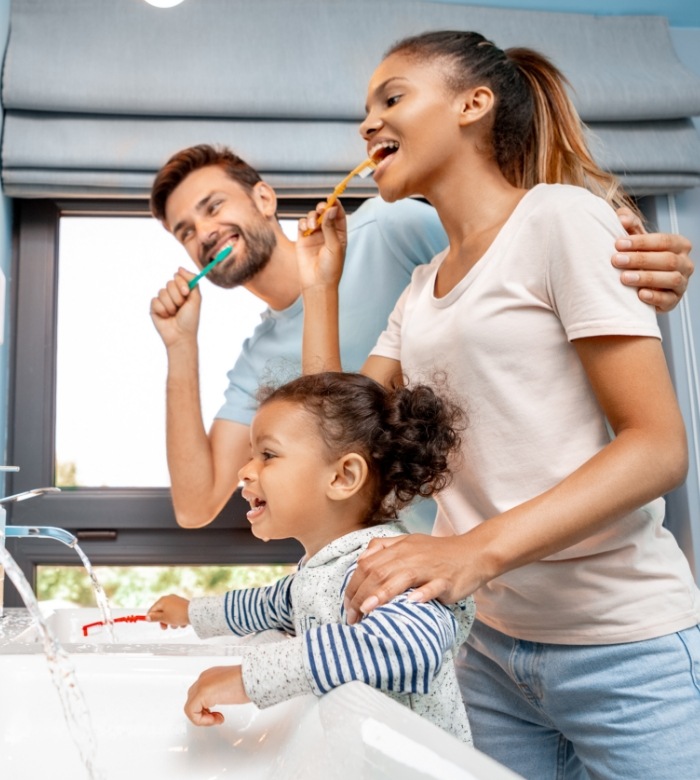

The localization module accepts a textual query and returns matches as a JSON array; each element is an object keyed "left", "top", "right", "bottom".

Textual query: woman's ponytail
[{"left": 505, "top": 47, "right": 639, "bottom": 215}]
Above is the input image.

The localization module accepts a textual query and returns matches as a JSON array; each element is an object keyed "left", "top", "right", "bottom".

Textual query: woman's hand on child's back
[
  {"left": 343, "top": 533, "right": 482, "bottom": 624},
  {"left": 146, "top": 594, "right": 190, "bottom": 630}
]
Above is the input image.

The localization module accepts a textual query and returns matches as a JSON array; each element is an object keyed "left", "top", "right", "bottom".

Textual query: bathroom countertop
[{"left": 1, "top": 610, "right": 520, "bottom": 780}]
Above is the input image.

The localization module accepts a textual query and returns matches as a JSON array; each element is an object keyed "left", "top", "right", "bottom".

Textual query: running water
[
  {"left": 73, "top": 543, "right": 116, "bottom": 643},
  {"left": 0, "top": 545, "right": 107, "bottom": 780}
]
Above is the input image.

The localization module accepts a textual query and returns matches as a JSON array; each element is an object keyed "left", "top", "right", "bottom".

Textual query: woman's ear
[
  {"left": 327, "top": 453, "right": 368, "bottom": 501},
  {"left": 458, "top": 85, "right": 495, "bottom": 127}
]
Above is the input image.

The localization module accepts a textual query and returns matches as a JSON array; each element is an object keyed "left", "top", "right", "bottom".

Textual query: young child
[
  {"left": 147, "top": 371, "right": 475, "bottom": 742},
  {"left": 296, "top": 30, "right": 700, "bottom": 780}
]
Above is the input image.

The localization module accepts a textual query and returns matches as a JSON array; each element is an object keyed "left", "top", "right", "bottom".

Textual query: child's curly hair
[{"left": 258, "top": 372, "right": 466, "bottom": 525}]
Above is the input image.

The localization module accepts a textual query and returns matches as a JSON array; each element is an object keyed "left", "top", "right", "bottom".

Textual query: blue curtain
[{"left": 2, "top": 0, "right": 700, "bottom": 198}]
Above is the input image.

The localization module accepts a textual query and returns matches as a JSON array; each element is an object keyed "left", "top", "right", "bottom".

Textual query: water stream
[
  {"left": 0, "top": 545, "right": 107, "bottom": 780},
  {"left": 73, "top": 542, "right": 116, "bottom": 643}
]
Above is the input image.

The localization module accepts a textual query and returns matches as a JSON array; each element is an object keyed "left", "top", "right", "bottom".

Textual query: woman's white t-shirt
[{"left": 371, "top": 183, "right": 700, "bottom": 644}]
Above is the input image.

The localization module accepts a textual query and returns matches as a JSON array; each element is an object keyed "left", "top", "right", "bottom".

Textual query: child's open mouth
[{"left": 245, "top": 496, "right": 267, "bottom": 522}]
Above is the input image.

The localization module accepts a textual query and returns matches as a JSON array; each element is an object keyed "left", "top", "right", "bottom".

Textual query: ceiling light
[{"left": 143, "top": 0, "right": 187, "bottom": 8}]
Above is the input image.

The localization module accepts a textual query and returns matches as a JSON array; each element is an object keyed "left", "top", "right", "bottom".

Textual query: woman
[{"left": 297, "top": 30, "right": 700, "bottom": 779}]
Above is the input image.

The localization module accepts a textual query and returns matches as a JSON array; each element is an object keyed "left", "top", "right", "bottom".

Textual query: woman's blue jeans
[{"left": 456, "top": 619, "right": 700, "bottom": 780}]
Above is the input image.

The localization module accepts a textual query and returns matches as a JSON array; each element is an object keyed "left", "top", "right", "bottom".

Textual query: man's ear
[
  {"left": 458, "top": 85, "right": 495, "bottom": 127},
  {"left": 327, "top": 453, "right": 368, "bottom": 501},
  {"left": 252, "top": 181, "right": 278, "bottom": 219}
]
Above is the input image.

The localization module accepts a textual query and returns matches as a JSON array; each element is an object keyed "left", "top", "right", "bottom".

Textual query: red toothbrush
[{"left": 81, "top": 614, "right": 147, "bottom": 637}]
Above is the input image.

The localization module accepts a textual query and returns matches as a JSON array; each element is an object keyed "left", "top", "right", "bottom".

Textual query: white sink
[{"left": 0, "top": 652, "right": 521, "bottom": 779}]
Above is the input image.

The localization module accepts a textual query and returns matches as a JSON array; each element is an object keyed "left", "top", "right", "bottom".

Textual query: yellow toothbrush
[{"left": 302, "top": 158, "right": 377, "bottom": 236}]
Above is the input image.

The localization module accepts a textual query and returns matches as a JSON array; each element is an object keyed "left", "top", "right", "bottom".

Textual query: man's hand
[
  {"left": 150, "top": 267, "right": 201, "bottom": 347},
  {"left": 184, "top": 665, "right": 250, "bottom": 726},
  {"left": 614, "top": 208, "right": 694, "bottom": 313},
  {"left": 146, "top": 594, "right": 190, "bottom": 630}
]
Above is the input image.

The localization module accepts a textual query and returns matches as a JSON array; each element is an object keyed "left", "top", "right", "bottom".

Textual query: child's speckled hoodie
[{"left": 189, "top": 522, "right": 475, "bottom": 743}]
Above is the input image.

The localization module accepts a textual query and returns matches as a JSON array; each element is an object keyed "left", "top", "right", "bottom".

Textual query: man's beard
[{"left": 205, "top": 216, "right": 277, "bottom": 289}]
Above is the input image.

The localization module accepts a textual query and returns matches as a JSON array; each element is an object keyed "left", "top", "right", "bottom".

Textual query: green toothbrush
[{"left": 188, "top": 245, "right": 233, "bottom": 289}]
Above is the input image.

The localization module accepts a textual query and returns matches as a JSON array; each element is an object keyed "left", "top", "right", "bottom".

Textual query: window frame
[{"left": 5, "top": 197, "right": 329, "bottom": 604}]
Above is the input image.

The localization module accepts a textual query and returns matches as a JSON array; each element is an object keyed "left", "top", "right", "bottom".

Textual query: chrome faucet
[
  {"left": 0, "top": 484, "right": 65, "bottom": 617},
  {"left": 4, "top": 524, "right": 77, "bottom": 547},
  {"left": 0, "top": 487, "right": 62, "bottom": 506}
]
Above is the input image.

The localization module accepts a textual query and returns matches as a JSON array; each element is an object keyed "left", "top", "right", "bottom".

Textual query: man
[{"left": 150, "top": 144, "right": 694, "bottom": 530}]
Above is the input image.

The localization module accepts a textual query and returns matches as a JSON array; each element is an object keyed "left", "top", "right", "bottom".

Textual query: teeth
[
  {"left": 369, "top": 141, "right": 399, "bottom": 161},
  {"left": 211, "top": 238, "right": 237, "bottom": 263}
]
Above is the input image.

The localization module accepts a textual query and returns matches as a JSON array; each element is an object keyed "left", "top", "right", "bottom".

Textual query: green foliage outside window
[{"left": 37, "top": 564, "right": 297, "bottom": 609}]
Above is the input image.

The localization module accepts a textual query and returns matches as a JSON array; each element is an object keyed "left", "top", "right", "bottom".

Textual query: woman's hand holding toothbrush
[
  {"left": 296, "top": 157, "right": 375, "bottom": 293},
  {"left": 296, "top": 199, "right": 348, "bottom": 294},
  {"left": 297, "top": 201, "right": 347, "bottom": 374}
]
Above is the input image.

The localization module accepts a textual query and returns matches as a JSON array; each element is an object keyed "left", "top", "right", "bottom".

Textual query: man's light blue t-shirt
[
  {"left": 217, "top": 196, "right": 446, "bottom": 425},
  {"left": 216, "top": 196, "right": 447, "bottom": 530}
]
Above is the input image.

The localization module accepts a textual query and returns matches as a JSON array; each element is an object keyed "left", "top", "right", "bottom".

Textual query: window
[
  {"left": 5, "top": 199, "right": 310, "bottom": 605},
  {"left": 37, "top": 563, "right": 297, "bottom": 609},
  {"left": 55, "top": 214, "right": 269, "bottom": 488}
]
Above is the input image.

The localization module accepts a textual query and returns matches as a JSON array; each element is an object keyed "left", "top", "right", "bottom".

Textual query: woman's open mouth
[{"left": 369, "top": 141, "right": 399, "bottom": 175}]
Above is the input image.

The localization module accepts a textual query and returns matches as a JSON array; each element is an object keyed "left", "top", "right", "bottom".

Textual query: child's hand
[
  {"left": 146, "top": 594, "right": 190, "bottom": 630},
  {"left": 184, "top": 665, "right": 251, "bottom": 726},
  {"left": 296, "top": 200, "right": 348, "bottom": 293}
]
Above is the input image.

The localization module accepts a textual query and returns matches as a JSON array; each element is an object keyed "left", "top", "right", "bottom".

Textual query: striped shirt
[{"left": 189, "top": 523, "right": 475, "bottom": 742}]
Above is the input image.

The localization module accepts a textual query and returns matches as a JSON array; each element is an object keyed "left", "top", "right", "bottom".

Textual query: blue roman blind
[{"left": 2, "top": 0, "right": 700, "bottom": 198}]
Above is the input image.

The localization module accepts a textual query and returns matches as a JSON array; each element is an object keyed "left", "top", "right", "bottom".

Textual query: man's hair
[{"left": 150, "top": 144, "right": 263, "bottom": 222}]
